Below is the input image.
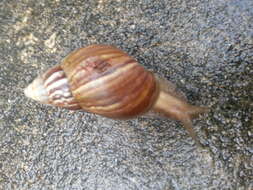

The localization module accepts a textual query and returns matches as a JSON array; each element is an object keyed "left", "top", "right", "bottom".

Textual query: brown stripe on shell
[
  {"left": 76, "top": 64, "right": 147, "bottom": 108},
  {"left": 51, "top": 97, "right": 80, "bottom": 110},
  {"left": 88, "top": 73, "right": 157, "bottom": 119},
  {"left": 72, "top": 62, "right": 139, "bottom": 100},
  {"left": 47, "top": 80, "right": 69, "bottom": 96},
  {"left": 76, "top": 66, "right": 158, "bottom": 118},
  {"left": 99, "top": 73, "right": 158, "bottom": 118},
  {"left": 61, "top": 45, "right": 107, "bottom": 70},
  {"left": 71, "top": 60, "right": 138, "bottom": 97},
  {"left": 60, "top": 45, "right": 158, "bottom": 118},
  {"left": 41, "top": 65, "right": 81, "bottom": 110},
  {"left": 96, "top": 72, "right": 151, "bottom": 113},
  {"left": 68, "top": 52, "right": 133, "bottom": 87},
  {"left": 43, "top": 65, "right": 62, "bottom": 81},
  {"left": 69, "top": 53, "right": 122, "bottom": 80},
  {"left": 44, "top": 70, "right": 66, "bottom": 88},
  {"left": 62, "top": 45, "right": 128, "bottom": 80},
  {"left": 70, "top": 57, "right": 137, "bottom": 92},
  {"left": 85, "top": 69, "right": 149, "bottom": 113}
]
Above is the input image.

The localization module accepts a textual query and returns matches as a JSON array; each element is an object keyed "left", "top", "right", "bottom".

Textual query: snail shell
[
  {"left": 25, "top": 45, "right": 159, "bottom": 119},
  {"left": 25, "top": 44, "right": 208, "bottom": 143}
]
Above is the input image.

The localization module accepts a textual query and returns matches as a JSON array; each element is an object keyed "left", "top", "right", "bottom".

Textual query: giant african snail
[{"left": 24, "top": 44, "right": 209, "bottom": 144}]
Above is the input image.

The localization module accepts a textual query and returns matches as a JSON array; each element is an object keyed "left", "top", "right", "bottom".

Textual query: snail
[{"left": 24, "top": 44, "right": 209, "bottom": 144}]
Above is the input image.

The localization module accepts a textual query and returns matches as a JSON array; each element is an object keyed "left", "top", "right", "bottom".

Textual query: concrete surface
[{"left": 0, "top": 0, "right": 252, "bottom": 189}]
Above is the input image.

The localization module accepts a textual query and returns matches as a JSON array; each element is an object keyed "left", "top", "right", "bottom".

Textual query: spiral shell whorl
[
  {"left": 61, "top": 45, "right": 159, "bottom": 119},
  {"left": 42, "top": 65, "right": 81, "bottom": 110},
  {"left": 25, "top": 65, "right": 81, "bottom": 110}
]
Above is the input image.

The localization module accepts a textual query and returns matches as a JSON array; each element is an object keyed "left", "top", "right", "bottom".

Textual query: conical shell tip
[{"left": 24, "top": 77, "right": 49, "bottom": 103}]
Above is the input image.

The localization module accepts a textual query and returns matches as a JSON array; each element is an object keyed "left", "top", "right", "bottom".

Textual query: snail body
[{"left": 25, "top": 44, "right": 208, "bottom": 143}]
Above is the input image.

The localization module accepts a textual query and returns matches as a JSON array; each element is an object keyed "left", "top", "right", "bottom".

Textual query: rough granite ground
[{"left": 0, "top": 0, "right": 252, "bottom": 190}]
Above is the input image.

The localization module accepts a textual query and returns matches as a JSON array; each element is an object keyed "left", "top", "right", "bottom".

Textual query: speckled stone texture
[{"left": 0, "top": 0, "right": 252, "bottom": 189}]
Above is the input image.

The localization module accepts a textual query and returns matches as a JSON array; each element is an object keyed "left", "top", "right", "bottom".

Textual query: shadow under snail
[{"left": 24, "top": 44, "right": 209, "bottom": 145}]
